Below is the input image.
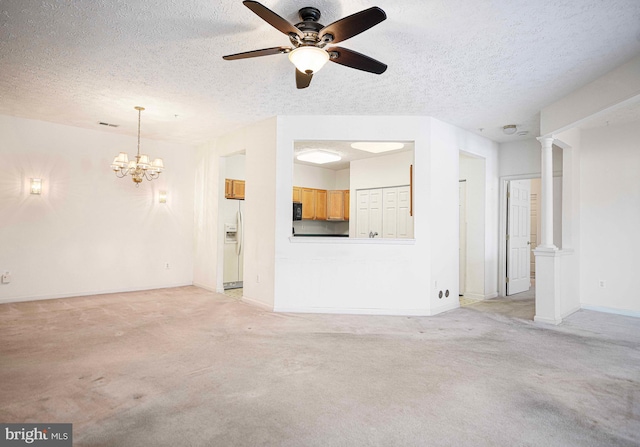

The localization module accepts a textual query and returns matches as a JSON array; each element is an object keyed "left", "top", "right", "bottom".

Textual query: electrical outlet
[
  {"left": 599, "top": 280, "right": 606, "bottom": 288},
  {"left": 1, "top": 271, "right": 12, "bottom": 284},
  {"left": 256, "top": 275, "right": 260, "bottom": 283},
  {"left": 165, "top": 263, "right": 170, "bottom": 270}
]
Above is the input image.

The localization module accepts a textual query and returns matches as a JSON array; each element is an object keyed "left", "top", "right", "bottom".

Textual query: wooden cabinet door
[
  {"left": 327, "top": 190, "right": 344, "bottom": 220},
  {"left": 225, "top": 179, "right": 233, "bottom": 198},
  {"left": 301, "top": 188, "right": 316, "bottom": 219},
  {"left": 232, "top": 180, "right": 245, "bottom": 200},
  {"left": 292, "top": 187, "right": 302, "bottom": 202},
  {"left": 344, "top": 190, "right": 350, "bottom": 221},
  {"left": 315, "top": 189, "right": 327, "bottom": 220}
]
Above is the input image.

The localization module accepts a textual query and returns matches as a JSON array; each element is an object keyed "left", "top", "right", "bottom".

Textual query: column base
[{"left": 533, "top": 315, "right": 562, "bottom": 325}]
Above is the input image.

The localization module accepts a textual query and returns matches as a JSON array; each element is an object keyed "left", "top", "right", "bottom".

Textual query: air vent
[{"left": 98, "top": 122, "right": 119, "bottom": 127}]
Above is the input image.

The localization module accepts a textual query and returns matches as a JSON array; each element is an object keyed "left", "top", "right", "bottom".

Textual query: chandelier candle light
[{"left": 111, "top": 106, "right": 164, "bottom": 185}]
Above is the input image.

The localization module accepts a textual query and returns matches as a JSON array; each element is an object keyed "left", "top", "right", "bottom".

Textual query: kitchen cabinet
[
  {"left": 296, "top": 187, "right": 329, "bottom": 220},
  {"left": 327, "top": 190, "right": 350, "bottom": 221},
  {"left": 292, "top": 186, "right": 301, "bottom": 203},
  {"left": 315, "top": 190, "right": 327, "bottom": 221},
  {"left": 344, "top": 191, "right": 350, "bottom": 220},
  {"left": 301, "top": 188, "right": 316, "bottom": 220},
  {"left": 225, "top": 179, "right": 245, "bottom": 200}
]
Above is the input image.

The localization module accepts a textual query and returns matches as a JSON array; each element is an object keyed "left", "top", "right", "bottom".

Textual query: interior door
[
  {"left": 368, "top": 189, "right": 382, "bottom": 237},
  {"left": 382, "top": 188, "right": 398, "bottom": 238},
  {"left": 396, "top": 186, "right": 413, "bottom": 239},
  {"left": 356, "top": 190, "right": 370, "bottom": 238},
  {"left": 507, "top": 180, "right": 532, "bottom": 295}
]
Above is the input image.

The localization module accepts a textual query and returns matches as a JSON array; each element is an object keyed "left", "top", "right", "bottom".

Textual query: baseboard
[
  {"left": 581, "top": 305, "right": 640, "bottom": 318},
  {"left": 273, "top": 306, "right": 430, "bottom": 316},
  {"left": 534, "top": 315, "right": 562, "bottom": 325},
  {"left": 462, "top": 292, "right": 497, "bottom": 301},
  {"left": 561, "top": 306, "right": 581, "bottom": 319},
  {"left": 241, "top": 296, "right": 273, "bottom": 311},
  {"left": 429, "top": 301, "right": 460, "bottom": 316},
  {"left": 0, "top": 282, "right": 194, "bottom": 305},
  {"left": 192, "top": 282, "right": 217, "bottom": 293}
]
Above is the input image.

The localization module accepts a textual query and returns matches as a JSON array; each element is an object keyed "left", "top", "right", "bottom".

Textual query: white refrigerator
[{"left": 223, "top": 198, "right": 244, "bottom": 289}]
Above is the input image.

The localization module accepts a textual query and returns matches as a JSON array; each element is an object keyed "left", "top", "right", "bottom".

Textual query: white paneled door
[
  {"left": 356, "top": 186, "right": 412, "bottom": 239},
  {"left": 507, "top": 180, "right": 531, "bottom": 295}
]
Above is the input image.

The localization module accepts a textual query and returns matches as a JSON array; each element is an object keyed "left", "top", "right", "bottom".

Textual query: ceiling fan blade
[
  {"left": 222, "top": 46, "right": 291, "bottom": 60},
  {"left": 327, "top": 46, "right": 387, "bottom": 74},
  {"left": 295, "top": 69, "right": 313, "bottom": 89},
  {"left": 319, "top": 7, "right": 386, "bottom": 44},
  {"left": 243, "top": 1, "right": 304, "bottom": 38}
]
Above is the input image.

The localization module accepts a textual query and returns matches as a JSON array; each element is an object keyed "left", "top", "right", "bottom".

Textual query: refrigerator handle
[{"left": 236, "top": 209, "right": 243, "bottom": 256}]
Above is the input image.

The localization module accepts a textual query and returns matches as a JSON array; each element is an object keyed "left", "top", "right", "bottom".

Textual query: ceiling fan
[{"left": 222, "top": 1, "right": 387, "bottom": 89}]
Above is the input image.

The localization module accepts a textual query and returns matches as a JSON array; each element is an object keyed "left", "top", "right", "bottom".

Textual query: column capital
[{"left": 536, "top": 136, "right": 555, "bottom": 147}]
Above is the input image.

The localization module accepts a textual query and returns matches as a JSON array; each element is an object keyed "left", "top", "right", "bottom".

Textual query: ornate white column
[{"left": 537, "top": 136, "right": 556, "bottom": 249}]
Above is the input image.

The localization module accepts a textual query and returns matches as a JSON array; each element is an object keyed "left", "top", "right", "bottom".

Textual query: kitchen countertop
[{"left": 292, "top": 234, "right": 349, "bottom": 237}]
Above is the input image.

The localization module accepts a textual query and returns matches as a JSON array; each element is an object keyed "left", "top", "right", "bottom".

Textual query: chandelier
[{"left": 110, "top": 106, "right": 164, "bottom": 185}]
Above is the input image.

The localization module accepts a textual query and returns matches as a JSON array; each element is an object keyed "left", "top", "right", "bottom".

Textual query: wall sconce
[
  {"left": 159, "top": 191, "right": 167, "bottom": 204},
  {"left": 30, "top": 178, "right": 42, "bottom": 195}
]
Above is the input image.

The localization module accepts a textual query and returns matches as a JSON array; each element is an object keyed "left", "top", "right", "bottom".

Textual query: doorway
[
  {"left": 219, "top": 153, "right": 246, "bottom": 298},
  {"left": 500, "top": 176, "right": 562, "bottom": 297},
  {"left": 459, "top": 152, "right": 486, "bottom": 305}
]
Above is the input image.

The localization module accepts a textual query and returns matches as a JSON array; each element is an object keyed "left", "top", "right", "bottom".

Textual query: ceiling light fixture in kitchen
[
  {"left": 296, "top": 150, "right": 341, "bottom": 164},
  {"left": 351, "top": 142, "right": 404, "bottom": 153}
]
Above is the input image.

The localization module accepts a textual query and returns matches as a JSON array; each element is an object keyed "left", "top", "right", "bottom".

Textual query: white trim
[
  {"left": 289, "top": 237, "right": 415, "bottom": 245},
  {"left": 462, "top": 292, "right": 484, "bottom": 300},
  {"left": 429, "top": 301, "right": 460, "bottom": 315},
  {"left": 534, "top": 315, "right": 562, "bottom": 325},
  {"left": 581, "top": 305, "right": 640, "bottom": 318},
  {"left": 241, "top": 295, "right": 273, "bottom": 311},
  {"left": 0, "top": 282, "right": 194, "bottom": 305},
  {"left": 561, "top": 306, "right": 581, "bottom": 319},
  {"left": 273, "top": 306, "right": 430, "bottom": 316},
  {"left": 193, "top": 282, "right": 217, "bottom": 293}
]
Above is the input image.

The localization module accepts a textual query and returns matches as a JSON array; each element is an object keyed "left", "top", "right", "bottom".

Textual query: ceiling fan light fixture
[
  {"left": 503, "top": 124, "right": 517, "bottom": 135},
  {"left": 351, "top": 142, "right": 405, "bottom": 153},
  {"left": 288, "top": 46, "right": 330, "bottom": 74},
  {"left": 296, "top": 150, "right": 341, "bottom": 164}
]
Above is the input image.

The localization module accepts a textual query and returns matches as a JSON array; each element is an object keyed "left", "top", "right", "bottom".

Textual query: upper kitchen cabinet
[
  {"left": 292, "top": 186, "right": 302, "bottom": 203},
  {"left": 225, "top": 178, "right": 245, "bottom": 200},
  {"left": 298, "top": 187, "right": 327, "bottom": 220},
  {"left": 300, "top": 188, "right": 316, "bottom": 220},
  {"left": 315, "top": 189, "right": 327, "bottom": 221},
  {"left": 327, "top": 190, "right": 349, "bottom": 221}
]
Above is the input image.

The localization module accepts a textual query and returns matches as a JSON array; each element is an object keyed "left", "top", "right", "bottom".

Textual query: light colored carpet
[{"left": 1, "top": 286, "right": 639, "bottom": 446}]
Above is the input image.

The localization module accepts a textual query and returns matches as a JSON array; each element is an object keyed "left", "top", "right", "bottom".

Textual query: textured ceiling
[{"left": 1, "top": 0, "right": 639, "bottom": 145}]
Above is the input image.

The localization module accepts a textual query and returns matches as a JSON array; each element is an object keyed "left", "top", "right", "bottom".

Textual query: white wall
[
  {"left": 204, "top": 117, "right": 278, "bottom": 308},
  {"left": 500, "top": 138, "right": 563, "bottom": 177},
  {"left": 293, "top": 163, "right": 337, "bottom": 190},
  {"left": 431, "top": 119, "right": 500, "bottom": 304},
  {"left": 0, "top": 115, "right": 195, "bottom": 303},
  {"left": 350, "top": 150, "right": 414, "bottom": 190},
  {"left": 541, "top": 55, "right": 640, "bottom": 135},
  {"left": 274, "top": 116, "right": 434, "bottom": 315},
  {"left": 579, "top": 120, "right": 640, "bottom": 314}
]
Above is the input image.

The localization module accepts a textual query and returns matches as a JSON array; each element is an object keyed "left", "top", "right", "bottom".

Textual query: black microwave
[{"left": 293, "top": 202, "right": 302, "bottom": 221}]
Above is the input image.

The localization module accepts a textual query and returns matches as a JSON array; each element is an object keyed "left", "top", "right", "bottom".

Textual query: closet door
[
  {"left": 382, "top": 188, "right": 398, "bottom": 238},
  {"left": 396, "top": 186, "right": 413, "bottom": 239},
  {"left": 368, "top": 189, "right": 383, "bottom": 237}
]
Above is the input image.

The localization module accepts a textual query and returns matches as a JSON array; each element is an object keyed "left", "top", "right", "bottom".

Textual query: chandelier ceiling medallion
[{"left": 110, "top": 106, "right": 164, "bottom": 185}]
